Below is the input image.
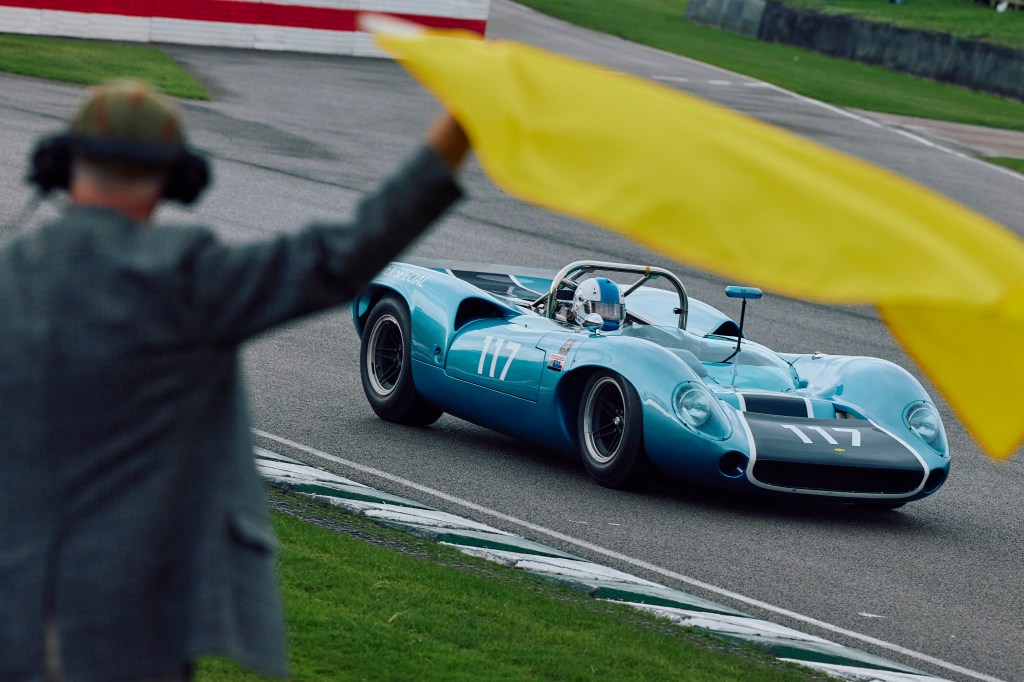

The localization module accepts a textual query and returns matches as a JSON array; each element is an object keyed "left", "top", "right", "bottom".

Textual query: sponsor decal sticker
[
  {"left": 381, "top": 264, "right": 427, "bottom": 287},
  {"left": 547, "top": 353, "right": 566, "bottom": 372}
]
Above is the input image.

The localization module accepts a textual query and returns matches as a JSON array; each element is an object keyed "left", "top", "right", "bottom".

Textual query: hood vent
[{"left": 741, "top": 393, "right": 811, "bottom": 418}]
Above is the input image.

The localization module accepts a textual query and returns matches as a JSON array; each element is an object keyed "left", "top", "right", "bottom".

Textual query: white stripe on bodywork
[
  {"left": 866, "top": 419, "right": 929, "bottom": 497},
  {"left": 509, "top": 274, "right": 543, "bottom": 297},
  {"left": 802, "top": 396, "right": 814, "bottom": 417}
]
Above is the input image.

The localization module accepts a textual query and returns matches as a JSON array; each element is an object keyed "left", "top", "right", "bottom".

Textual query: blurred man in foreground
[{"left": 0, "top": 80, "right": 469, "bottom": 681}]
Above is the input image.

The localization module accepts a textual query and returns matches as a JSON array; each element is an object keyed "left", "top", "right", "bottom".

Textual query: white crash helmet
[{"left": 571, "top": 277, "right": 626, "bottom": 331}]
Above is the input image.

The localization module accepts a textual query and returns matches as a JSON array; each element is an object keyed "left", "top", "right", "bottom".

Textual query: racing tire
[
  {"left": 577, "top": 370, "right": 647, "bottom": 489},
  {"left": 360, "top": 296, "right": 443, "bottom": 427}
]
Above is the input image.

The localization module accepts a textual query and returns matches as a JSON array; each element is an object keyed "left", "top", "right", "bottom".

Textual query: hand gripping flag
[{"left": 369, "top": 19, "right": 1024, "bottom": 460}]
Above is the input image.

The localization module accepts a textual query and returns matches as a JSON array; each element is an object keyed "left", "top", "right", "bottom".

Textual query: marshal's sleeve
[{"left": 183, "top": 144, "right": 462, "bottom": 346}]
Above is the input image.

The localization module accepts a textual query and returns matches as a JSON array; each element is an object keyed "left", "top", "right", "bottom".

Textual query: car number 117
[{"left": 477, "top": 336, "right": 522, "bottom": 381}]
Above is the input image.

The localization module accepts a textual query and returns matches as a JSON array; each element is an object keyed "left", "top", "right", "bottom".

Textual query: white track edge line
[
  {"left": 254, "top": 428, "right": 1005, "bottom": 682},
  {"left": 757, "top": 83, "right": 1024, "bottom": 184},
  {"left": 512, "top": 0, "right": 1024, "bottom": 186}
]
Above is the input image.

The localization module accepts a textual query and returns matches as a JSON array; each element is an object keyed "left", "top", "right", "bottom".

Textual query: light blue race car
[{"left": 352, "top": 259, "right": 950, "bottom": 507}]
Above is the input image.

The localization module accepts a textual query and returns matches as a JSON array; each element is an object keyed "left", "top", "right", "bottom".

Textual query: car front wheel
[
  {"left": 577, "top": 370, "right": 646, "bottom": 489},
  {"left": 360, "top": 296, "right": 442, "bottom": 426}
]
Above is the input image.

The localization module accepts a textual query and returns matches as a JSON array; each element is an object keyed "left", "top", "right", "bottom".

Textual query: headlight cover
[
  {"left": 673, "top": 383, "right": 731, "bottom": 440},
  {"left": 904, "top": 402, "right": 948, "bottom": 456}
]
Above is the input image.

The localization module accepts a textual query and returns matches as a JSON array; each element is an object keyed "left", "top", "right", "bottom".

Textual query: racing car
[{"left": 352, "top": 259, "right": 950, "bottom": 507}]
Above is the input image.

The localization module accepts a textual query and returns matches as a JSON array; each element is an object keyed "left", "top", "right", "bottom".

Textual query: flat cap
[{"left": 71, "top": 80, "right": 183, "bottom": 147}]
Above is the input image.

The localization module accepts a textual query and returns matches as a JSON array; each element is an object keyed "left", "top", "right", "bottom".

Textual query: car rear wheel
[
  {"left": 360, "top": 296, "right": 442, "bottom": 426},
  {"left": 577, "top": 370, "right": 646, "bottom": 489}
]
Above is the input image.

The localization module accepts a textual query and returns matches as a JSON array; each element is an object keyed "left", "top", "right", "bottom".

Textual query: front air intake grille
[
  {"left": 923, "top": 468, "right": 947, "bottom": 493},
  {"left": 752, "top": 461, "right": 923, "bottom": 494}
]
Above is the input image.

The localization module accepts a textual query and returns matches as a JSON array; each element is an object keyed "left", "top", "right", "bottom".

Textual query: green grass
[
  {"left": 779, "top": 0, "right": 1024, "bottom": 50},
  {"left": 515, "top": 0, "right": 1024, "bottom": 132},
  {"left": 196, "top": 490, "right": 823, "bottom": 681},
  {"left": 985, "top": 156, "right": 1024, "bottom": 173},
  {"left": 0, "top": 34, "right": 208, "bottom": 99}
]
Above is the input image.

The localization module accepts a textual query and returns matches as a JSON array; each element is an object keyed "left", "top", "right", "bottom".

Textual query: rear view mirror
[
  {"left": 724, "top": 286, "right": 762, "bottom": 358},
  {"left": 725, "top": 286, "right": 763, "bottom": 300}
]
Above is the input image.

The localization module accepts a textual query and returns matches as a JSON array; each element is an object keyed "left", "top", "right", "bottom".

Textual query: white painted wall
[{"left": 0, "top": 1, "right": 490, "bottom": 56}]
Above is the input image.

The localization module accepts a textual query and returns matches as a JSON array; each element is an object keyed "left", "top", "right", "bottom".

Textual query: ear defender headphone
[{"left": 27, "top": 133, "right": 210, "bottom": 206}]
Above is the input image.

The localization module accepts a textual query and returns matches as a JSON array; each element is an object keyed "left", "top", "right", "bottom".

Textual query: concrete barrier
[
  {"left": 685, "top": 0, "right": 1024, "bottom": 102},
  {"left": 0, "top": 0, "right": 490, "bottom": 57},
  {"left": 758, "top": 2, "right": 1024, "bottom": 102},
  {"left": 685, "top": 0, "right": 765, "bottom": 37}
]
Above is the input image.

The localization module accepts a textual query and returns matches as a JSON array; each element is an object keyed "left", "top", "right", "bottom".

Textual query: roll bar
[{"left": 539, "top": 260, "right": 689, "bottom": 330}]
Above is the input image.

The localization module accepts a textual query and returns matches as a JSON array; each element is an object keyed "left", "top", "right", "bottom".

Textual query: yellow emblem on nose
[{"left": 834, "top": 448, "right": 846, "bottom": 452}]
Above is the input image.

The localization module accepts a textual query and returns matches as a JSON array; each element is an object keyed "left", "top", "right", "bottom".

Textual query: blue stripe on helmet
[
  {"left": 594, "top": 278, "right": 623, "bottom": 331},
  {"left": 595, "top": 277, "right": 620, "bottom": 303}
]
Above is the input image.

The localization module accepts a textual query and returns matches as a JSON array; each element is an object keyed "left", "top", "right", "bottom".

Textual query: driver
[{"left": 568, "top": 277, "right": 626, "bottom": 331}]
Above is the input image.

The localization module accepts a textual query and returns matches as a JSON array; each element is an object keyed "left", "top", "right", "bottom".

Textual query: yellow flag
[{"left": 374, "top": 26, "right": 1024, "bottom": 459}]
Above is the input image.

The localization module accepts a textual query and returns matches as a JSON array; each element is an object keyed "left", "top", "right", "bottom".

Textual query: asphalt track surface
[{"left": 0, "top": 2, "right": 1021, "bottom": 679}]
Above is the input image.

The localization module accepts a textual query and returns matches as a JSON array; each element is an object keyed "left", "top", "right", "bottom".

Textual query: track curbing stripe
[{"left": 256, "top": 444, "right": 956, "bottom": 682}]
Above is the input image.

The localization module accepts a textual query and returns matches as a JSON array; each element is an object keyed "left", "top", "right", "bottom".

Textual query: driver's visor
[{"left": 586, "top": 300, "right": 626, "bottom": 322}]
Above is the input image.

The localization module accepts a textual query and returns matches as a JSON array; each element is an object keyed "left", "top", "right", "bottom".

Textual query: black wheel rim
[
  {"left": 584, "top": 377, "right": 625, "bottom": 464},
  {"left": 367, "top": 314, "right": 403, "bottom": 396}
]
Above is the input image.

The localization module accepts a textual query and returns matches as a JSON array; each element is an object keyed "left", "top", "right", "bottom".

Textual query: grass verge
[
  {"left": 195, "top": 488, "right": 823, "bottom": 681},
  {"left": 985, "top": 156, "right": 1024, "bottom": 173},
  {"left": 0, "top": 34, "right": 208, "bottom": 99},
  {"left": 515, "top": 0, "right": 1024, "bottom": 132}
]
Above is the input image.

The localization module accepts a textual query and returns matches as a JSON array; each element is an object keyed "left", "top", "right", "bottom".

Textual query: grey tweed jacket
[{"left": 0, "top": 146, "right": 461, "bottom": 681}]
